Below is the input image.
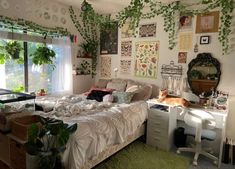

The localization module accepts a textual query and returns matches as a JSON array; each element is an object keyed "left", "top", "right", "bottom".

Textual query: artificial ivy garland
[
  {"left": 70, "top": 0, "right": 234, "bottom": 55},
  {"left": 0, "top": 15, "right": 71, "bottom": 37}
]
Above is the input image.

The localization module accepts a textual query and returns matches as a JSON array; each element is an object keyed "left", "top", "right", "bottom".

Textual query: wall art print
[
  {"left": 120, "top": 60, "right": 132, "bottom": 75},
  {"left": 139, "top": 23, "right": 157, "bottom": 38},
  {"left": 100, "top": 56, "right": 111, "bottom": 78},
  {"left": 178, "top": 52, "right": 187, "bottom": 63},
  {"left": 179, "top": 32, "right": 193, "bottom": 51},
  {"left": 135, "top": 41, "right": 159, "bottom": 78},
  {"left": 196, "top": 11, "right": 219, "bottom": 33},
  {"left": 121, "top": 41, "right": 132, "bottom": 57},
  {"left": 121, "top": 22, "right": 134, "bottom": 38},
  {"left": 100, "top": 22, "right": 118, "bottom": 55},
  {"left": 179, "top": 15, "right": 193, "bottom": 30}
]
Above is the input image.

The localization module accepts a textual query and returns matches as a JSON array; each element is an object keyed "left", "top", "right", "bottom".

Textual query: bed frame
[{"left": 81, "top": 123, "right": 146, "bottom": 169}]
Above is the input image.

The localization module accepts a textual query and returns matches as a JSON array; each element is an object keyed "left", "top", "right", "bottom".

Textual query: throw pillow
[
  {"left": 112, "top": 92, "right": 134, "bottom": 104},
  {"left": 132, "top": 85, "right": 152, "bottom": 101},
  {"left": 106, "top": 81, "right": 127, "bottom": 92},
  {"left": 103, "top": 94, "right": 113, "bottom": 103}
]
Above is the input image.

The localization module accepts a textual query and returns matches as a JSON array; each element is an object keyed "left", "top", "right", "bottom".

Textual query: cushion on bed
[
  {"left": 87, "top": 90, "right": 112, "bottom": 102},
  {"left": 112, "top": 92, "right": 134, "bottom": 104},
  {"left": 106, "top": 81, "right": 127, "bottom": 92},
  {"left": 96, "top": 79, "right": 111, "bottom": 88},
  {"left": 132, "top": 85, "right": 152, "bottom": 101},
  {"left": 103, "top": 94, "right": 114, "bottom": 103},
  {"left": 125, "top": 80, "right": 142, "bottom": 93}
]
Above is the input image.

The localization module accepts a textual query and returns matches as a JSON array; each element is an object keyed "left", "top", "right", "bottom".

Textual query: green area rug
[{"left": 94, "top": 141, "right": 190, "bottom": 169}]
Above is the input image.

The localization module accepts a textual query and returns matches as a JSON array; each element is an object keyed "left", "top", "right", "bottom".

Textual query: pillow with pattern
[{"left": 112, "top": 92, "right": 134, "bottom": 104}]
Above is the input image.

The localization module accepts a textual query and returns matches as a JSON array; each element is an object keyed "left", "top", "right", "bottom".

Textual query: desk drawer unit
[{"left": 147, "top": 106, "right": 177, "bottom": 151}]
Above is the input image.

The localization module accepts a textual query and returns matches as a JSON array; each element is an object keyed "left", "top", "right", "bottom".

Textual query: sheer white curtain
[
  {"left": 0, "top": 64, "right": 6, "bottom": 88},
  {"left": 49, "top": 38, "right": 73, "bottom": 94}
]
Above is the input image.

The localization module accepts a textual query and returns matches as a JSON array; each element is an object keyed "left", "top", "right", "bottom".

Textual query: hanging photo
[
  {"left": 200, "top": 36, "right": 210, "bottom": 44},
  {"left": 139, "top": 23, "right": 157, "bottom": 38},
  {"left": 178, "top": 52, "right": 187, "bottom": 63},
  {"left": 100, "top": 56, "right": 111, "bottom": 78},
  {"left": 100, "top": 22, "right": 118, "bottom": 55},
  {"left": 196, "top": 11, "right": 219, "bottom": 33},
  {"left": 120, "top": 60, "right": 131, "bottom": 75},
  {"left": 179, "top": 15, "right": 193, "bottom": 30}
]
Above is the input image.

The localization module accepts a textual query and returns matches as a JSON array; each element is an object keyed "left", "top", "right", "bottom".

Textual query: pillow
[
  {"left": 125, "top": 80, "right": 141, "bottom": 92},
  {"left": 84, "top": 86, "right": 114, "bottom": 96},
  {"left": 87, "top": 90, "right": 111, "bottom": 102},
  {"left": 132, "top": 85, "right": 152, "bottom": 101},
  {"left": 112, "top": 92, "right": 134, "bottom": 104},
  {"left": 106, "top": 81, "right": 127, "bottom": 92},
  {"left": 96, "top": 79, "right": 110, "bottom": 88},
  {"left": 103, "top": 94, "right": 113, "bottom": 103}
]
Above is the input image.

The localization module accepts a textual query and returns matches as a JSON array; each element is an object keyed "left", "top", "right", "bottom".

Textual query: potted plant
[
  {"left": 80, "top": 41, "right": 98, "bottom": 58},
  {"left": 24, "top": 117, "right": 77, "bottom": 169},
  {"left": 31, "top": 45, "right": 56, "bottom": 68},
  {"left": 5, "top": 41, "right": 23, "bottom": 59}
]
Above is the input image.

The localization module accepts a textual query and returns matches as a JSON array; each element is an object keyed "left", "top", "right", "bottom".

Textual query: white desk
[{"left": 147, "top": 99, "right": 228, "bottom": 168}]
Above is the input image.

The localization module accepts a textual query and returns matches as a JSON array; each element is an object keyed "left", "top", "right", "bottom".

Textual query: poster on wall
[
  {"left": 179, "top": 32, "right": 193, "bottom": 51},
  {"left": 196, "top": 11, "right": 219, "bottom": 33},
  {"left": 120, "top": 60, "right": 131, "bottom": 75},
  {"left": 178, "top": 52, "right": 187, "bottom": 63},
  {"left": 179, "top": 15, "right": 193, "bottom": 30},
  {"left": 139, "top": 23, "right": 157, "bottom": 38},
  {"left": 121, "top": 41, "right": 132, "bottom": 57},
  {"left": 100, "top": 56, "right": 111, "bottom": 78},
  {"left": 134, "top": 41, "right": 159, "bottom": 78},
  {"left": 100, "top": 22, "right": 118, "bottom": 55},
  {"left": 121, "top": 22, "right": 134, "bottom": 38}
]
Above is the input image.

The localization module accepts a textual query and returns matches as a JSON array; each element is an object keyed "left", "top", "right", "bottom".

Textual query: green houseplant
[
  {"left": 5, "top": 41, "right": 23, "bottom": 59},
  {"left": 31, "top": 46, "right": 56, "bottom": 68},
  {"left": 24, "top": 117, "right": 77, "bottom": 169}
]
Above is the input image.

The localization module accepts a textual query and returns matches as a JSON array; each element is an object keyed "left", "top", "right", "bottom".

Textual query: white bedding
[{"left": 37, "top": 95, "right": 148, "bottom": 169}]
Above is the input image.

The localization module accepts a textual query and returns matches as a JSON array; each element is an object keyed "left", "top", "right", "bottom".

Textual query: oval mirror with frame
[{"left": 187, "top": 53, "right": 221, "bottom": 97}]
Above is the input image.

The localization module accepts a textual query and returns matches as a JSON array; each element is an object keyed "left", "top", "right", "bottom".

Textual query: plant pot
[
  {"left": 84, "top": 53, "right": 91, "bottom": 58},
  {"left": 11, "top": 50, "right": 20, "bottom": 59}
]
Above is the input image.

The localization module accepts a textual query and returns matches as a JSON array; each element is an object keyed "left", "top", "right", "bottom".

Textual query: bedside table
[{"left": 146, "top": 100, "right": 177, "bottom": 151}]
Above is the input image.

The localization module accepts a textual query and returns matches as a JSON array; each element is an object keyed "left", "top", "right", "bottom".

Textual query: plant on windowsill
[
  {"left": 24, "top": 117, "right": 77, "bottom": 169},
  {"left": 31, "top": 45, "right": 56, "bottom": 69}
]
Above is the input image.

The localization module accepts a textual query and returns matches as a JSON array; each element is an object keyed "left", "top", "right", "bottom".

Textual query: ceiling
[{"left": 53, "top": 0, "right": 178, "bottom": 14}]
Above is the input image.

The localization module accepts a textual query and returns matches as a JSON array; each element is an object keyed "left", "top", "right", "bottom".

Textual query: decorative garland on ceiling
[
  {"left": 70, "top": 0, "right": 234, "bottom": 55},
  {"left": 0, "top": 15, "right": 71, "bottom": 37}
]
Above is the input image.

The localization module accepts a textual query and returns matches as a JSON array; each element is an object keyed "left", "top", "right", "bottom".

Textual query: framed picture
[
  {"left": 139, "top": 23, "right": 157, "bottom": 38},
  {"left": 196, "top": 11, "right": 219, "bottom": 33},
  {"left": 179, "top": 15, "right": 193, "bottom": 30},
  {"left": 200, "top": 36, "right": 210, "bottom": 44},
  {"left": 178, "top": 52, "right": 187, "bottom": 63},
  {"left": 100, "top": 22, "right": 118, "bottom": 55}
]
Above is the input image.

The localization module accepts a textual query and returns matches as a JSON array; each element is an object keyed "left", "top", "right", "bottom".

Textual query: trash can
[{"left": 174, "top": 127, "right": 187, "bottom": 148}]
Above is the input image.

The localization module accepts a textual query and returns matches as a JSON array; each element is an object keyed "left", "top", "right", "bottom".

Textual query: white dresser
[{"left": 146, "top": 101, "right": 177, "bottom": 151}]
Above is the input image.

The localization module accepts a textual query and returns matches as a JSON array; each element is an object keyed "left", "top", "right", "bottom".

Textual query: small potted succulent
[{"left": 5, "top": 41, "right": 23, "bottom": 59}]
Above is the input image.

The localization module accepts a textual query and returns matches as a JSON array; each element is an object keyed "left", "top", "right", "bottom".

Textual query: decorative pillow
[
  {"left": 87, "top": 90, "right": 112, "bottom": 102},
  {"left": 103, "top": 94, "right": 113, "bottom": 103},
  {"left": 125, "top": 80, "right": 141, "bottom": 92},
  {"left": 106, "top": 81, "right": 127, "bottom": 92},
  {"left": 132, "top": 85, "right": 152, "bottom": 101},
  {"left": 84, "top": 86, "right": 114, "bottom": 96},
  {"left": 112, "top": 92, "right": 134, "bottom": 104},
  {"left": 96, "top": 79, "right": 110, "bottom": 88}
]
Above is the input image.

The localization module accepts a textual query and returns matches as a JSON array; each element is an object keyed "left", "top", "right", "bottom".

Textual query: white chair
[{"left": 177, "top": 109, "right": 218, "bottom": 166}]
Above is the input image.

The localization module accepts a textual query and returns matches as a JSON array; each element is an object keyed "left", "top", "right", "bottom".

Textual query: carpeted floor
[{"left": 93, "top": 141, "right": 190, "bottom": 169}]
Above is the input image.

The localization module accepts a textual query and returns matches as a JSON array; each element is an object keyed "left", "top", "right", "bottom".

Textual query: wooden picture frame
[
  {"left": 200, "top": 36, "right": 210, "bottom": 44},
  {"left": 196, "top": 11, "right": 219, "bottom": 33}
]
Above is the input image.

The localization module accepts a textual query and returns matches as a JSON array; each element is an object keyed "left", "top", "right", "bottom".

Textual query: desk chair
[{"left": 177, "top": 109, "right": 218, "bottom": 166}]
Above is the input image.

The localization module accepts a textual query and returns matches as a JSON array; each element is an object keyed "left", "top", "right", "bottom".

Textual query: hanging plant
[
  {"left": 31, "top": 46, "right": 56, "bottom": 68},
  {"left": 5, "top": 41, "right": 23, "bottom": 59}
]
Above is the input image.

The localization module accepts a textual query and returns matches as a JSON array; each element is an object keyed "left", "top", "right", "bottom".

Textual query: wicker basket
[{"left": 11, "top": 115, "right": 40, "bottom": 141}]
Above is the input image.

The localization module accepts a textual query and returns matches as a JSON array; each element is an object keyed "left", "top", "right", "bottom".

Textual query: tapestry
[
  {"left": 121, "top": 22, "right": 134, "bottom": 38},
  {"left": 100, "top": 56, "right": 111, "bottom": 78},
  {"left": 121, "top": 41, "right": 132, "bottom": 57},
  {"left": 100, "top": 22, "right": 118, "bottom": 55},
  {"left": 120, "top": 60, "right": 131, "bottom": 75},
  {"left": 135, "top": 41, "right": 159, "bottom": 78},
  {"left": 139, "top": 23, "right": 156, "bottom": 38}
]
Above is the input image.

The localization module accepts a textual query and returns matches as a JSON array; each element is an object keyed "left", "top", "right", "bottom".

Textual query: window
[{"left": 0, "top": 37, "right": 72, "bottom": 94}]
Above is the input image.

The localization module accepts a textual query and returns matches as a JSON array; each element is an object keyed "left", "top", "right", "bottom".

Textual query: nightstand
[{"left": 146, "top": 100, "right": 177, "bottom": 151}]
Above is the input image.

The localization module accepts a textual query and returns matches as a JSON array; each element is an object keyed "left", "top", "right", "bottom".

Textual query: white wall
[{"left": 96, "top": 11, "right": 235, "bottom": 139}]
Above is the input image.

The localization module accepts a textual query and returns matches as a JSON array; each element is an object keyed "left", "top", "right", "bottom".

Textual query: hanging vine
[{"left": 70, "top": 0, "right": 234, "bottom": 55}]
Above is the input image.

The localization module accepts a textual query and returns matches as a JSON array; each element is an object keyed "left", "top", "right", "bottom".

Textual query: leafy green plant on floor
[{"left": 24, "top": 117, "right": 77, "bottom": 169}]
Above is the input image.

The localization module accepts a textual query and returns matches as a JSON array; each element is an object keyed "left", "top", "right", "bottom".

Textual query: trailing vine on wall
[{"left": 70, "top": 0, "right": 234, "bottom": 55}]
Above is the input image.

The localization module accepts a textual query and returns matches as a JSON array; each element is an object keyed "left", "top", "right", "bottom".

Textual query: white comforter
[{"left": 37, "top": 95, "right": 148, "bottom": 169}]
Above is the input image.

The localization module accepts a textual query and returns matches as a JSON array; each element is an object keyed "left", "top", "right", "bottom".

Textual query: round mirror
[{"left": 187, "top": 53, "right": 221, "bottom": 97}]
